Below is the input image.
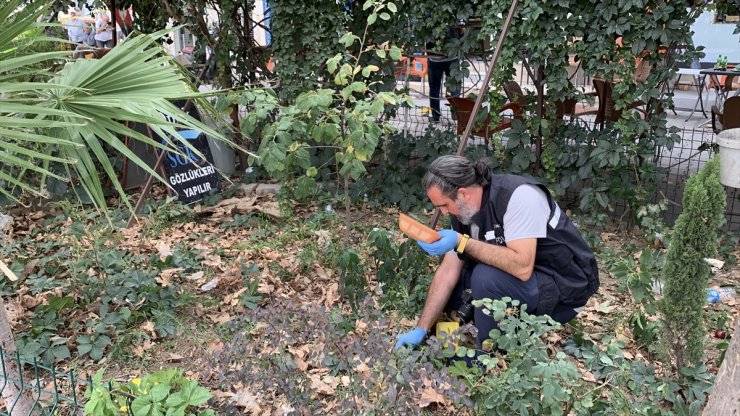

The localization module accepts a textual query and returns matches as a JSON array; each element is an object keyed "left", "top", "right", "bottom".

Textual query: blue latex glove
[
  {"left": 395, "top": 327, "right": 427, "bottom": 350},
  {"left": 417, "top": 229, "right": 459, "bottom": 256}
]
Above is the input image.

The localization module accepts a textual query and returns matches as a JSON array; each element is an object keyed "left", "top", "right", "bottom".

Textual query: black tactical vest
[{"left": 453, "top": 174, "right": 600, "bottom": 314}]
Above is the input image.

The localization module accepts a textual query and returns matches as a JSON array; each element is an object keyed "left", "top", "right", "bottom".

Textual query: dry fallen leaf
[
  {"left": 186, "top": 271, "right": 205, "bottom": 281},
  {"left": 155, "top": 241, "right": 173, "bottom": 261},
  {"left": 418, "top": 387, "right": 449, "bottom": 408},
  {"left": 309, "top": 374, "right": 335, "bottom": 396},
  {"left": 582, "top": 371, "right": 597, "bottom": 383},
  {"left": 232, "top": 389, "right": 259, "bottom": 411},
  {"left": 167, "top": 353, "right": 184, "bottom": 362},
  {"left": 208, "top": 312, "right": 233, "bottom": 325}
]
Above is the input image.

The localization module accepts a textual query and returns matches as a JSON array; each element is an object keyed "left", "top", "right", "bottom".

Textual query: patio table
[
  {"left": 672, "top": 68, "right": 708, "bottom": 120},
  {"left": 700, "top": 68, "right": 740, "bottom": 109}
]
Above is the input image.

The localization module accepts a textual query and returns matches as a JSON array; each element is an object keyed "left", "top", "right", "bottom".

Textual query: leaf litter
[{"left": 0, "top": 192, "right": 737, "bottom": 414}]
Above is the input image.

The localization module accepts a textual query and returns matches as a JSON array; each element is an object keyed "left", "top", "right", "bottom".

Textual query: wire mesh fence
[
  {"left": 385, "top": 100, "right": 740, "bottom": 231},
  {"left": 0, "top": 347, "right": 134, "bottom": 416}
]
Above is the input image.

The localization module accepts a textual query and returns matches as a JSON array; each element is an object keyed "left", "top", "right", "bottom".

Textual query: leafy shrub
[
  {"left": 564, "top": 333, "right": 713, "bottom": 415},
  {"left": 659, "top": 156, "right": 726, "bottom": 371},
  {"left": 366, "top": 228, "right": 434, "bottom": 317},
  {"left": 360, "top": 128, "right": 457, "bottom": 211},
  {"left": 451, "top": 298, "right": 590, "bottom": 415},
  {"left": 84, "top": 368, "right": 214, "bottom": 416}
]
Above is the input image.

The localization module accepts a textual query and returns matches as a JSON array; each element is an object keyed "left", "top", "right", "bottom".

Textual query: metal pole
[{"left": 430, "top": 0, "right": 520, "bottom": 229}]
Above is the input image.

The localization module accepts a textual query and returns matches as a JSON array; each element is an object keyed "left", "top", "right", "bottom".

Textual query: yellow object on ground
[{"left": 435, "top": 321, "right": 460, "bottom": 351}]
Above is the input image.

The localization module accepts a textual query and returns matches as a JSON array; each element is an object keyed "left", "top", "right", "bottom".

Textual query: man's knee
[
  {"left": 469, "top": 263, "right": 539, "bottom": 311},
  {"left": 469, "top": 264, "right": 513, "bottom": 298}
]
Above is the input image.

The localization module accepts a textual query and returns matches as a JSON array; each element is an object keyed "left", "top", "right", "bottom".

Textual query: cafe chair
[
  {"left": 593, "top": 78, "right": 646, "bottom": 129},
  {"left": 711, "top": 96, "right": 740, "bottom": 134},
  {"left": 503, "top": 80, "right": 528, "bottom": 108},
  {"left": 448, "top": 96, "right": 522, "bottom": 147},
  {"left": 504, "top": 80, "right": 598, "bottom": 127}
]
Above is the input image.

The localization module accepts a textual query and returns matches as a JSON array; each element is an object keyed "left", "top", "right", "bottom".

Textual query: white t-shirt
[
  {"left": 502, "top": 184, "right": 551, "bottom": 242},
  {"left": 95, "top": 19, "right": 113, "bottom": 42}
]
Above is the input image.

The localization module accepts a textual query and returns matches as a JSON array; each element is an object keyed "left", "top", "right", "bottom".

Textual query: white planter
[{"left": 717, "top": 128, "right": 740, "bottom": 188}]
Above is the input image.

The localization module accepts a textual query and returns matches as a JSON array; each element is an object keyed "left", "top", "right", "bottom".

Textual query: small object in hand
[{"left": 399, "top": 213, "right": 440, "bottom": 243}]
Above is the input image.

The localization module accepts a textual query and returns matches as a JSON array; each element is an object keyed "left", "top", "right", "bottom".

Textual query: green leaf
[
  {"left": 339, "top": 32, "right": 355, "bottom": 48},
  {"left": 387, "top": 2, "right": 397, "bottom": 13},
  {"left": 182, "top": 381, "right": 212, "bottom": 406},
  {"left": 149, "top": 383, "right": 171, "bottom": 402},
  {"left": 379, "top": 12, "right": 391, "bottom": 21},
  {"left": 389, "top": 46, "right": 402, "bottom": 61},
  {"left": 367, "top": 13, "right": 378, "bottom": 25}
]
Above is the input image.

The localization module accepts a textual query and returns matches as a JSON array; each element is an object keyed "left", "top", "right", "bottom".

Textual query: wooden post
[
  {"left": 109, "top": 0, "right": 117, "bottom": 47},
  {"left": 702, "top": 318, "right": 740, "bottom": 415},
  {"left": 430, "top": 0, "right": 520, "bottom": 229}
]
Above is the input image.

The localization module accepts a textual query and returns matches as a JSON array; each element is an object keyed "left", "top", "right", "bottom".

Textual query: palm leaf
[{"left": 1, "top": 0, "right": 246, "bottom": 220}]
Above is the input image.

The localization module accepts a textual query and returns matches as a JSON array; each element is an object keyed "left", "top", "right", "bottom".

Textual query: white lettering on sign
[
  {"left": 168, "top": 165, "right": 216, "bottom": 185},
  {"left": 182, "top": 182, "right": 212, "bottom": 198}
]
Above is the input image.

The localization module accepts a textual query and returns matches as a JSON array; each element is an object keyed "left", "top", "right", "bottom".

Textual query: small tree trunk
[
  {"left": 0, "top": 297, "right": 37, "bottom": 415},
  {"left": 703, "top": 318, "right": 740, "bottom": 415},
  {"left": 343, "top": 175, "right": 351, "bottom": 246}
]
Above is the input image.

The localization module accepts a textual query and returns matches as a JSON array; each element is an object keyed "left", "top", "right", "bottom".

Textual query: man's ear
[{"left": 456, "top": 187, "right": 470, "bottom": 201}]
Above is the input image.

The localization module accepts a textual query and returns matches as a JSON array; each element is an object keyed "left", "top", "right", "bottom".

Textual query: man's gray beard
[{"left": 455, "top": 200, "right": 478, "bottom": 225}]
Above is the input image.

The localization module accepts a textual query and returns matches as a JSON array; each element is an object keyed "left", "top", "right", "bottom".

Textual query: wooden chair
[
  {"left": 593, "top": 78, "right": 646, "bottom": 129},
  {"left": 448, "top": 96, "right": 522, "bottom": 147},
  {"left": 711, "top": 96, "right": 740, "bottom": 134},
  {"left": 504, "top": 79, "right": 598, "bottom": 126},
  {"left": 503, "top": 80, "right": 528, "bottom": 108}
]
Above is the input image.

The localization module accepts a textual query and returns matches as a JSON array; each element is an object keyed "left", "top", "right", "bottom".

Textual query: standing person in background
[
  {"left": 72, "top": 24, "right": 97, "bottom": 59},
  {"left": 94, "top": 13, "right": 114, "bottom": 49},
  {"left": 427, "top": 27, "right": 462, "bottom": 122},
  {"left": 64, "top": 9, "right": 85, "bottom": 44}
]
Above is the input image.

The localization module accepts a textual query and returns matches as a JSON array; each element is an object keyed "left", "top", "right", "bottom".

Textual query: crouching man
[{"left": 395, "top": 155, "right": 599, "bottom": 350}]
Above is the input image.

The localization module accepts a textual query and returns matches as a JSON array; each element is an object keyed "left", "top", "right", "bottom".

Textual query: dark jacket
[{"left": 452, "top": 174, "right": 599, "bottom": 314}]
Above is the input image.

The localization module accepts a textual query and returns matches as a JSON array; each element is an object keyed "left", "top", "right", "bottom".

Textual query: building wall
[{"left": 691, "top": 11, "right": 740, "bottom": 63}]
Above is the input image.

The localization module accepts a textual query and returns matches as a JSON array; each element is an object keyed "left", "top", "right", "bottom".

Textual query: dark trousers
[
  {"left": 446, "top": 263, "right": 579, "bottom": 348},
  {"left": 96, "top": 39, "right": 113, "bottom": 49},
  {"left": 427, "top": 59, "right": 459, "bottom": 121}
]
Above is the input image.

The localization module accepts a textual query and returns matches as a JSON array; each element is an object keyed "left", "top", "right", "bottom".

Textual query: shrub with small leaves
[
  {"left": 450, "top": 297, "right": 590, "bottom": 415},
  {"left": 659, "top": 156, "right": 726, "bottom": 371}
]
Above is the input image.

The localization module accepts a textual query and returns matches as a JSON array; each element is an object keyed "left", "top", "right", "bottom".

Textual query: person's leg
[
  {"left": 442, "top": 60, "right": 461, "bottom": 98},
  {"left": 105, "top": 39, "right": 114, "bottom": 48},
  {"left": 549, "top": 303, "right": 579, "bottom": 324},
  {"left": 427, "top": 60, "right": 445, "bottom": 121},
  {"left": 444, "top": 267, "right": 473, "bottom": 313},
  {"left": 469, "top": 263, "right": 539, "bottom": 347}
]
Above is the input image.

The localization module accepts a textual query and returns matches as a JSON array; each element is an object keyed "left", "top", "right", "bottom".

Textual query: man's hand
[
  {"left": 417, "top": 229, "right": 458, "bottom": 256},
  {"left": 394, "top": 327, "right": 427, "bottom": 350}
]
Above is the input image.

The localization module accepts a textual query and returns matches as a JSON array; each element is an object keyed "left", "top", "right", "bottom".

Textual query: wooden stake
[{"left": 430, "top": 0, "right": 520, "bottom": 229}]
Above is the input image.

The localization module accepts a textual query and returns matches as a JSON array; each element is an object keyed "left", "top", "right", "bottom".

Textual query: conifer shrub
[{"left": 658, "top": 156, "right": 726, "bottom": 371}]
